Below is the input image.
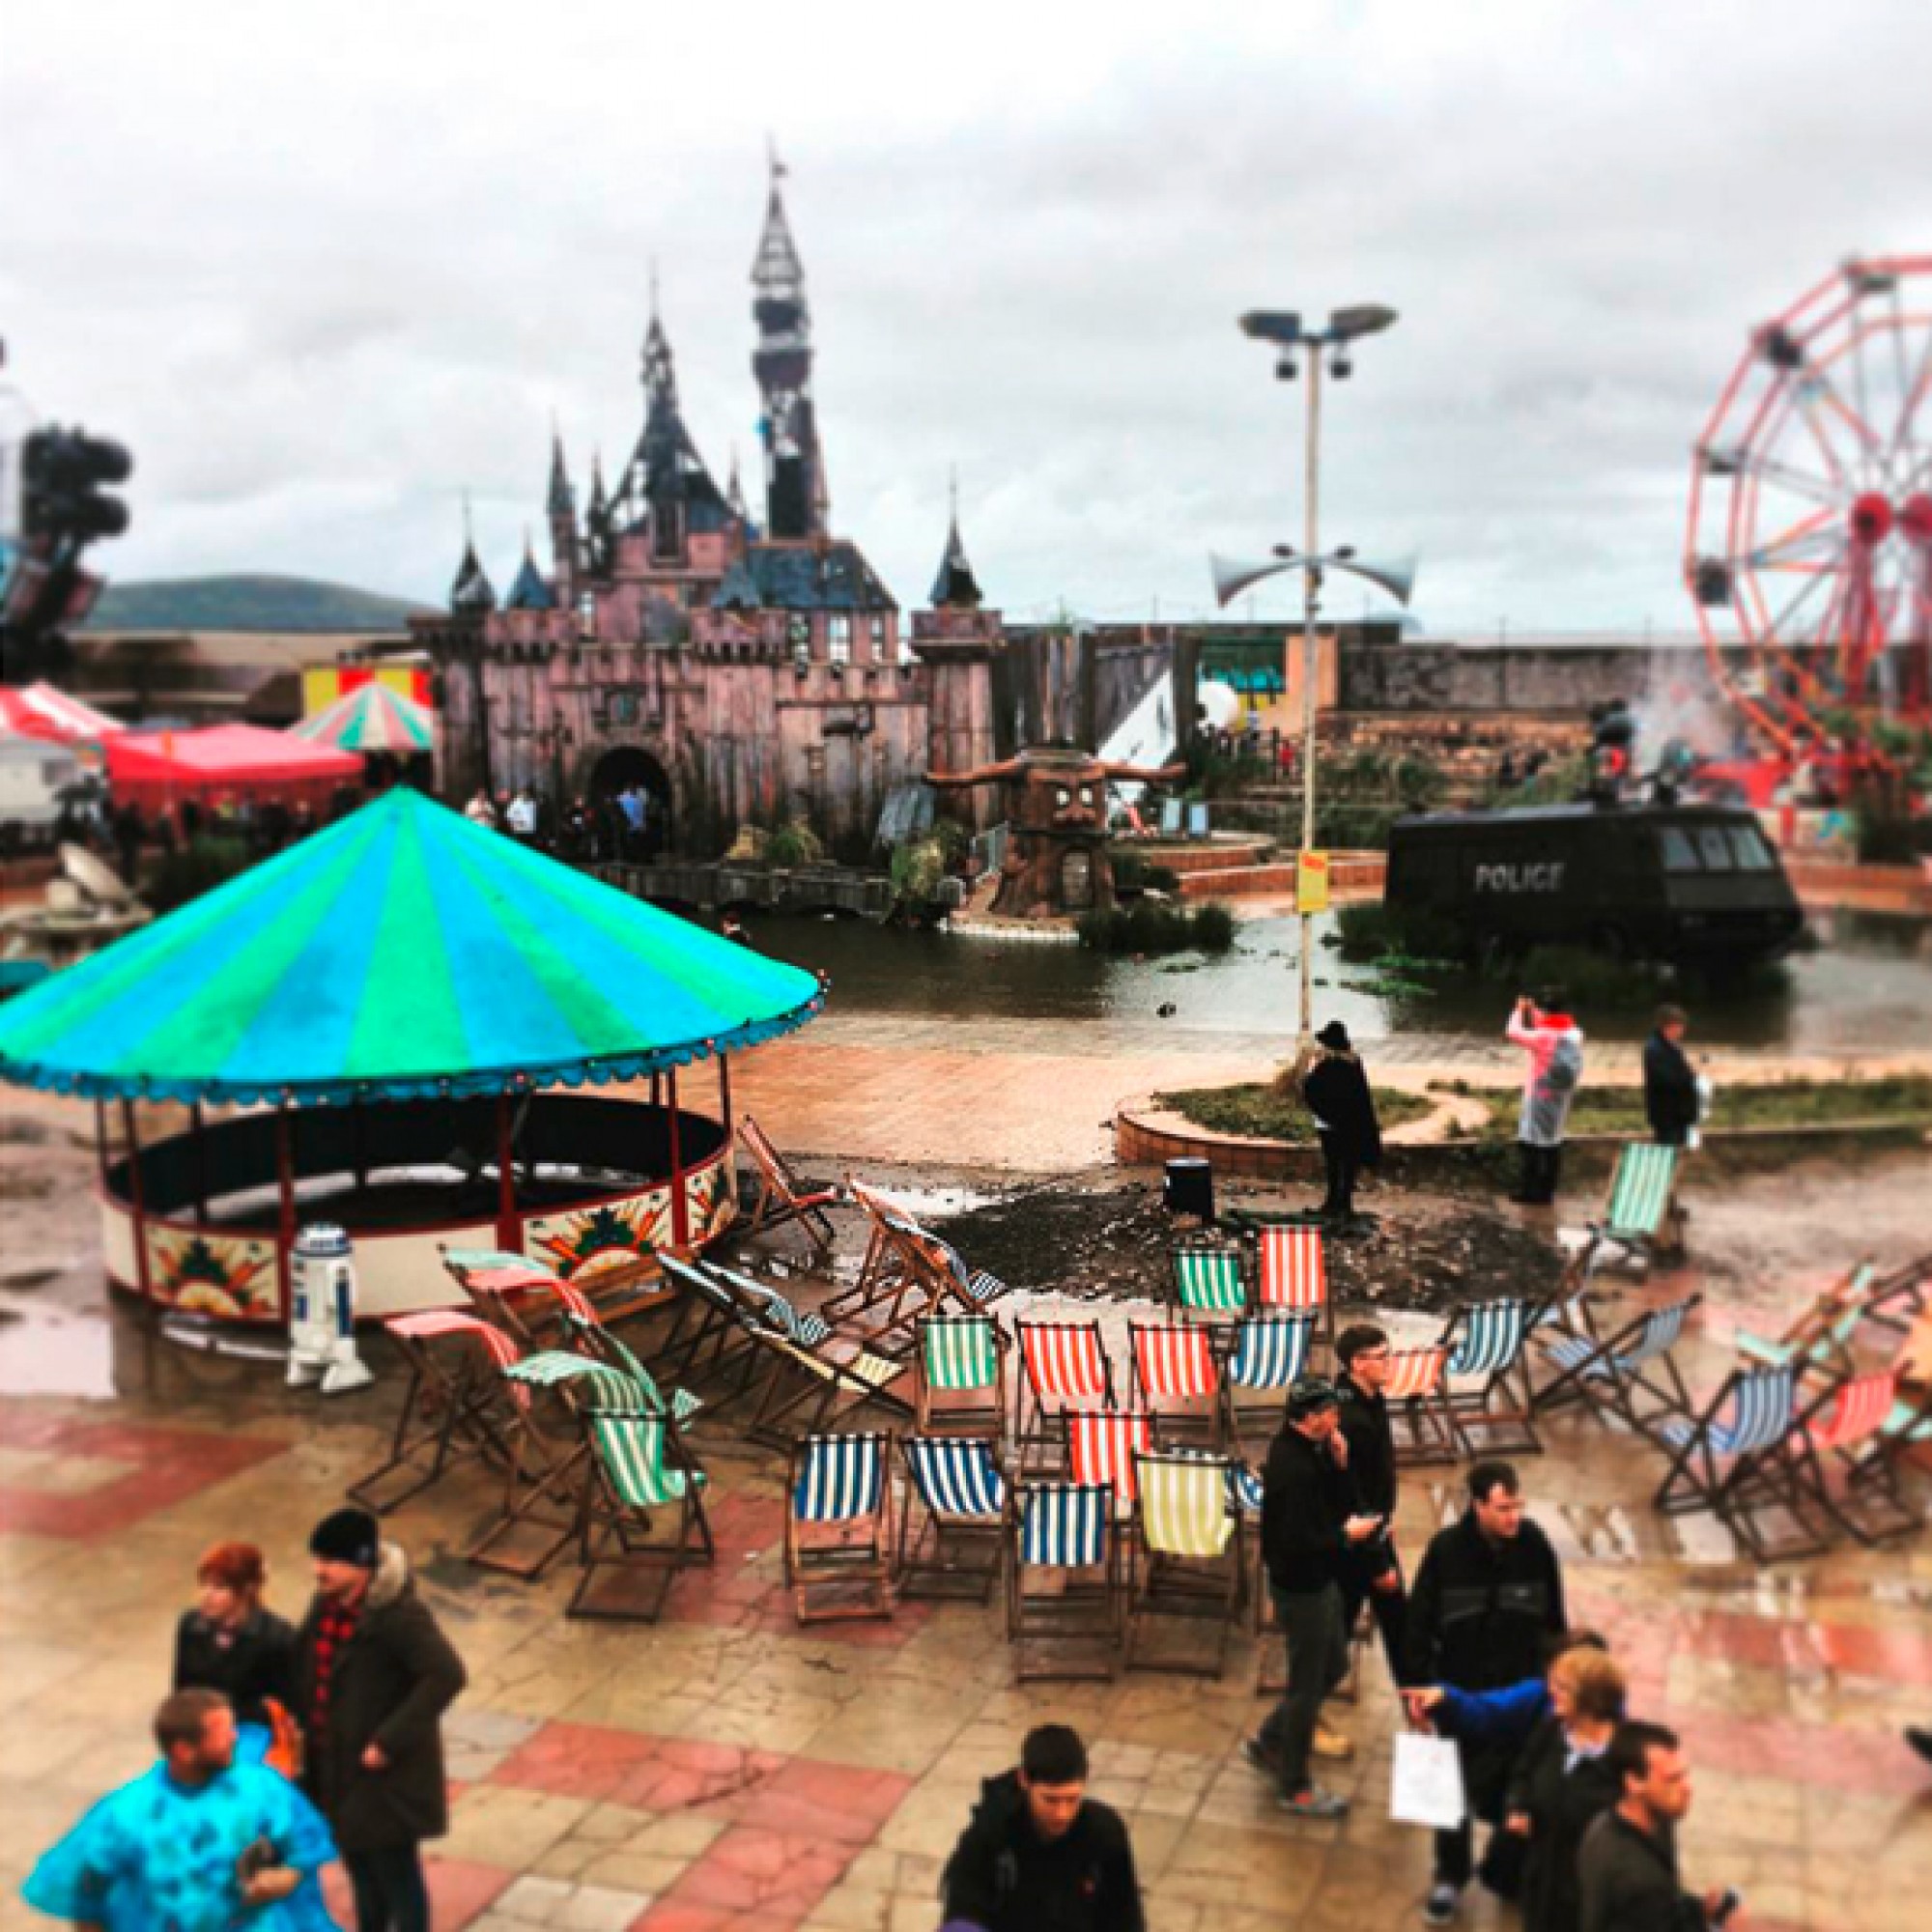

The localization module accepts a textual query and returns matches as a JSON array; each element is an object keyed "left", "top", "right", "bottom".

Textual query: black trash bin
[{"left": 1164, "top": 1156, "right": 1215, "bottom": 1222}]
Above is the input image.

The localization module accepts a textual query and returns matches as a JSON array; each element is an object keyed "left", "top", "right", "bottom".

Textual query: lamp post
[{"left": 1212, "top": 303, "right": 1406, "bottom": 1040}]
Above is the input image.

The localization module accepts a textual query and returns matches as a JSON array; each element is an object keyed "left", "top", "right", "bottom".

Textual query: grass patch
[
  {"left": 1467, "top": 1074, "right": 1932, "bottom": 1141},
  {"left": 1156, "top": 1081, "right": 1436, "bottom": 1144}
]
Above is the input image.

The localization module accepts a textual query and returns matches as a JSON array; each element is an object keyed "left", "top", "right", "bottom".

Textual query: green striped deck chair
[
  {"left": 1173, "top": 1245, "right": 1249, "bottom": 1321},
  {"left": 562, "top": 1312, "right": 703, "bottom": 1424},
  {"left": 916, "top": 1316, "right": 1007, "bottom": 1437},
  {"left": 1584, "top": 1143, "right": 1686, "bottom": 1274},
  {"left": 569, "top": 1407, "right": 713, "bottom": 1622},
  {"left": 1127, "top": 1450, "right": 1240, "bottom": 1677}
]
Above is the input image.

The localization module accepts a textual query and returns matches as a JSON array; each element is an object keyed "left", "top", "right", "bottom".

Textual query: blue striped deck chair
[
  {"left": 1440, "top": 1296, "right": 1542, "bottom": 1456},
  {"left": 1651, "top": 1364, "right": 1826, "bottom": 1561},
  {"left": 1173, "top": 1245, "right": 1250, "bottom": 1322},
  {"left": 1007, "top": 1481, "right": 1122, "bottom": 1681},
  {"left": 1534, "top": 1293, "right": 1702, "bottom": 1435},
  {"left": 1222, "top": 1314, "right": 1315, "bottom": 1450},
  {"left": 915, "top": 1315, "right": 1008, "bottom": 1437},
  {"left": 897, "top": 1435, "right": 1008, "bottom": 1601},
  {"left": 568, "top": 1406, "right": 713, "bottom": 1623},
  {"left": 1127, "top": 1449, "right": 1242, "bottom": 1677},
  {"left": 1582, "top": 1143, "right": 1687, "bottom": 1275},
  {"left": 786, "top": 1433, "right": 895, "bottom": 1623}
]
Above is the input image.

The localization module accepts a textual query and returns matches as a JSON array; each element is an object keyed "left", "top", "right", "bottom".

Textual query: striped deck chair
[
  {"left": 1737, "top": 1262, "right": 1877, "bottom": 1374},
  {"left": 1007, "top": 1482, "right": 1122, "bottom": 1681},
  {"left": 560, "top": 1312, "right": 703, "bottom": 1426},
  {"left": 1065, "top": 1409, "right": 1155, "bottom": 1515},
  {"left": 1129, "top": 1321, "right": 1223, "bottom": 1448},
  {"left": 736, "top": 1113, "right": 840, "bottom": 1253},
  {"left": 1787, "top": 1368, "right": 1919, "bottom": 1547},
  {"left": 915, "top": 1315, "right": 1007, "bottom": 1437},
  {"left": 1016, "top": 1320, "right": 1118, "bottom": 1470},
  {"left": 1383, "top": 1346, "right": 1459, "bottom": 1466},
  {"left": 1652, "top": 1365, "right": 1826, "bottom": 1561},
  {"left": 1534, "top": 1294, "right": 1702, "bottom": 1435},
  {"left": 349, "top": 1311, "right": 524, "bottom": 1514},
  {"left": 1127, "top": 1450, "right": 1241, "bottom": 1677},
  {"left": 1439, "top": 1297, "right": 1542, "bottom": 1456},
  {"left": 1581, "top": 1143, "right": 1687, "bottom": 1275},
  {"left": 915, "top": 1230, "right": 1010, "bottom": 1319},
  {"left": 824, "top": 1179, "right": 933, "bottom": 1330},
  {"left": 1258, "top": 1224, "right": 1332, "bottom": 1346},
  {"left": 1173, "top": 1245, "right": 1249, "bottom": 1321},
  {"left": 1227, "top": 1462, "right": 1284, "bottom": 1684},
  {"left": 786, "top": 1433, "right": 895, "bottom": 1623},
  {"left": 1222, "top": 1314, "right": 1315, "bottom": 1451},
  {"left": 443, "top": 1247, "right": 649, "bottom": 1342},
  {"left": 897, "top": 1435, "right": 1008, "bottom": 1601},
  {"left": 569, "top": 1407, "right": 713, "bottom": 1622}
]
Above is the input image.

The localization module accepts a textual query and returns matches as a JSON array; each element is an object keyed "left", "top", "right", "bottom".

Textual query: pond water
[{"left": 739, "top": 907, "right": 1932, "bottom": 1052}]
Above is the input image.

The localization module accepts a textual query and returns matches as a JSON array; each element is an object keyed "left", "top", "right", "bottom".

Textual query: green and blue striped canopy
[{"left": 0, "top": 787, "right": 823, "bottom": 1105}]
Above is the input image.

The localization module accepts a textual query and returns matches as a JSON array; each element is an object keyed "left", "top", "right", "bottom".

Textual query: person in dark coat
[
  {"left": 293, "top": 1509, "right": 466, "bottom": 1932},
  {"left": 1406, "top": 1461, "right": 1569, "bottom": 1925},
  {"left": 1642, "top": 1006, "right": 1700, "bottom": 1147},
  {"left": 172, "top": 1540, "right": 296, "bottom": 1736},
  {"left": 1577, "top": 1721, "right": 1733, "bottom": 1932},
  {"left": 1502, "top": 1644, "right": 1627, "bottom": 1932},
  {"left": 1332, "top": 1323, "right": 1407, "bottom": 1684},
  {"left": 1299, "top": 1020, "right": 1383, "bottom": 1224},
  {"left": 939, "top": 1724, "right": 1144, "bottom": 1932}
]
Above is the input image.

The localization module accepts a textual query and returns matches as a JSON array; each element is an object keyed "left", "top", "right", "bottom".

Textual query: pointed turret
[
  {"left": 506, "top": 531, "right": 556, "bottom": 611},
  {"left": 928, "top": 476, "right": 984, "bottom": 610},
  {"left": 618, "top": 288, "right": 727, "bottom": 561},
  {"left": 752, "top": 147, "right": 826, "bottom": 541},
  {"left": 450, "top": 498, "right": 497, "bottom": 613},
  {"left": 547, "top": 426, "right": 574, "bottom": 520},
  {"left": 727, "top": 446, "right": 752, "bottom": 526}
]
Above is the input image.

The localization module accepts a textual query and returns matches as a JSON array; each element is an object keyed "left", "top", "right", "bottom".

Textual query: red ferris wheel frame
[{"left": 1685, "top": 254, "right": 1932, "bottom": 757}]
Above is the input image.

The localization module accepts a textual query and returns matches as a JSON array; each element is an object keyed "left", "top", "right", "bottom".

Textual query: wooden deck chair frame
[
  {"left": 1126, "top": 1450, "right": 1241, "bottom": 1677},
  {"left": 1855, "top": 1252, "right": 1932, "bottom": 1346},
  {"left": 349, "top": 1312, "right": 525, "bottom": 1515},
  {"left": 1785, "top": 1369, "right": 1921, "bottom": 1547},
  {"left": 1221, "top": 1314, "right": 1316, "bottom": 1455},
  {"left": 1384, "top": 1347, "right": 1460, "bottom": 1466},
  {"left": 786, "top": 1433, "right": 895, "bottom": 1624},
  {"left": 1736, "top": 1260, "right": 1877, "bottom": 1378},
  {"left": 1007, "top": 1481, "right": 1122, "bottom": 1682},
  {"left": 652, "top": 1255, "right": 774, "bottom": 1409},
  {"left": 1129, "top": 1321, "right": 1224, "bottom": 1449},
  {"left": 1064, "top": 1408, "right": 1156, "bottom": 1525},
  {"left": 1534, "top": 1293, "right": 1703, "bottom": 1435},
  {"left": 1256, "top": 1224, "right": 1334, "bottom": 1350},
  {"left": 1579, "top": 1143, "right": 1687, "bottom": 1275},
  {"left": 1652, "top": 1364, "right": 1834, "bottom": 1562},
  {"left": 896, "top": 1435, "right": 1008, "bottom": 1601},
  {"left": 568, "top": 1406, "right": 714, "bottom": 1623},
  {"left": 1439, "top": 1297, "right": 1543, "bottom": 1457},
  {"left": 1228, "top": 1463, "right": 1286, "bottom": 1692},
  {"left": 1015, "top": 1320, "right": 1119, "bottom": 1473},
  {"left": 822, "top": 1179, "right": 935, "bottom": 1331},
  {"left": 1172, "top": 1244, "right": 1250, "bottom": 1323},
  {"left": 737, "top": 1113, "right": 840, "bottom": 1253},
  {"left": 914, "top": 1315, "right": 1009, "bottom": 1437}
]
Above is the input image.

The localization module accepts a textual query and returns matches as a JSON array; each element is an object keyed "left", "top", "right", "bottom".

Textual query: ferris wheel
[{"left": 1686, "top": 255, "right": 1932, "bottom": 753}]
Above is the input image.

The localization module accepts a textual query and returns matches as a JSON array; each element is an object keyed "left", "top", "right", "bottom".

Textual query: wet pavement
[{"left": 3, "top": 1056, "right": 1932, "bottom": 1929}]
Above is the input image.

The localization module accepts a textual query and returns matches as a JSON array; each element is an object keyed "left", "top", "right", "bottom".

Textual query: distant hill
[{"left": 84, "top": 574, "right": 430, "bottom": 635}]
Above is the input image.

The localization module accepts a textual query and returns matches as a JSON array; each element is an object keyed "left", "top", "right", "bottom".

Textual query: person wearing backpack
[{"left": 1506, "top": 991, "right": 1584, "bottom": 1206}]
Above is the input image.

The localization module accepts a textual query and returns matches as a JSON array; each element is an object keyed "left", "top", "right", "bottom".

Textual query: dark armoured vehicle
[{"left": 1384, "top": 802, "right": 1804, "bottom": 967}]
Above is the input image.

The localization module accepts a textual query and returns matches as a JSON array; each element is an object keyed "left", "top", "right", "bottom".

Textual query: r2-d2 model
[{"left": 287, "top": 1223, "right": 375, "bottom": 1395}]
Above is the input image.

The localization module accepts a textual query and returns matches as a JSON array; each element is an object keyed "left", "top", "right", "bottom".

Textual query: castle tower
[
  {"left": 450, "top": 501, "right": 497, "bottom": 613},
  {"left": 546, "top": 426, "right": 577, "bottom": 599},
  {"left": 928, "top": 473, "right": 984, "bottom": 610},
  {"left": 622, "top": 289, "right": 727, "bottom": 565},
  {"left": 751, "top": 151, "right": 826, "bottom": 541}
]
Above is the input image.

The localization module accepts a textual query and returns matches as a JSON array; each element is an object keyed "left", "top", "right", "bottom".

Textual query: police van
[{"left": 1384, "top": 802, "right": 1804, "bottom": 967}]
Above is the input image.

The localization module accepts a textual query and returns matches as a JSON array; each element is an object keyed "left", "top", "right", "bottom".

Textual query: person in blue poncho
[{"left": 23, "top": 1688, "right": 339, "bottom": 1932}]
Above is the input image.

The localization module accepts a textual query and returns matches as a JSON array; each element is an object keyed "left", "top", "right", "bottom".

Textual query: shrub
[
  {"left": 147, "top": 836, "right": 251, "bottom": 914},
  {"left": 765, "top": 820, "right": 825, "bottom": 869},
  {"left": 1114, "top": 851, "right": 1180, "bottom": 895},
  {"left": 1190, "top": 901, "right": 1236, "bottom": 952}
]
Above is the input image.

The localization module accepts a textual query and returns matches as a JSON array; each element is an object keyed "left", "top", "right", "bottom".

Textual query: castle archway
[{"left": 590, "top": 745, "right": 672, "bottom": 860}]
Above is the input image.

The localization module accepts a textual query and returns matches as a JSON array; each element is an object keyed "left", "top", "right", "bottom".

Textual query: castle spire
[
  {"left": 928, "top": 469, "right": 983, "bottom": 610},
  {"left": 506, "top": 526, "right": 556, "bottom": 611},
  {"left": 547, "top": 420, "right": 574, "bottom": 519},
  {"left": 752, "top": 146, "right": 825, "bottom": 540},
  {"left": 450, "top": 493, "right": 497, "bottom": 613},
  {"left": 624, "top": 284, "right": 724, "bottom": 556}
]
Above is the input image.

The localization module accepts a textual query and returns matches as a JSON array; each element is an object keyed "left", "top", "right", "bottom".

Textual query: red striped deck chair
[
  {"left": 1126, "top": 1449, "right": 1241, "bottom": 1677},
  {"left": 1007, "top": 1481, "right": 1122, "bottom": 1681},
  {"left": 443, "top": 1248, "right": 603, "bottom": 1349},
  {"left": 1065, "top": 1408, "right": 1155, "bottom": 1517},
  {"left": 737, "top": 1114, "right": 840, "bottom": 1253},
  {"left": 569, "top": 1406, "right": 713, "bottom": 1623},
  {"left": 1016, "top": 1320, "right": 1118, "bottom": 1470},
  {"left": 1129, "top": 1321, "right": 1223, "bottom": 1449},
  {"left": 1383, "top": 1346, "right": 1459, "bottom": 1466},
  {"left": 1438, "top": 1297, "right": 1542, "bottom": 1457},
  {"left": 1787, "top": 1367, "right": 1920, "bottom": 1546},
  {"left": 350, "top": 1311, "right": 526, "bottom": 1514},
  {"left": 786, "top": 1433, "right": 895, "bottom": 1623},
  {"left": 1258, "top": 1224, "right": 1332, "bottom": 1346},
  {"left": 897, "top": 1435, "right": 1008, "bottom": 1602},
  {"left": 914, "top": 1315, "right": 1008, "bottom": 1437}
]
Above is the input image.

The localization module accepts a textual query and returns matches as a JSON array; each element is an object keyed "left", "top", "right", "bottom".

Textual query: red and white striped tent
[{"left": 0, "top": 683, "right": 126, "bottom": 745}]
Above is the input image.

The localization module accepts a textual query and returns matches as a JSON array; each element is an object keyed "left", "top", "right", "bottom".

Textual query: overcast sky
[{"left": 6, "top": 0, "right": 1928, "bottom": 633}]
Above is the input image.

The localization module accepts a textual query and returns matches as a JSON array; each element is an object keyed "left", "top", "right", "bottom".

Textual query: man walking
[
  {"left": 1577, "top": 1721, "right": 1736, "bottom": 1930},
  {"left": 1332, "top": 1323, "right": 1407, "bottom": 1683},
  {"left": 1406, "top": 1462, "right": 1569, "bottom": 1924},
  {"left": 295, "top": 1509, "right": 466, "bottom": 1932},
  {"left": 1643, "top": 1006, "right": 1701, "bottom": 1148},
  {"left": 939, "top": 1723, "right": 1144, "bottom": 1932},
  {"left": 23, "top": 1689, "right": 338, "bottom": 1930},
  {"left": 1246, "top": 1376, "right": 1387, "bottom": 1818}
]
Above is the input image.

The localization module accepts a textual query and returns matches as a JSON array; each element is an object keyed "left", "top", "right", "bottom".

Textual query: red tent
[{"left": 106, "top": 724, "right": 363, "bottom": 819}]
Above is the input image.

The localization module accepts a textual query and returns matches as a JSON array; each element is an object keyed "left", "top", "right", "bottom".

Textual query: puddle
[{"left": 0, "top": 1296, "right": 121, "bottom": 1400}]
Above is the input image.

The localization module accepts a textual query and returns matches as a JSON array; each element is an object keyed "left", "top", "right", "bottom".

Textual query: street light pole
[{"left": 1296, "top": 352, "right": 1323, "bottom": 1041}]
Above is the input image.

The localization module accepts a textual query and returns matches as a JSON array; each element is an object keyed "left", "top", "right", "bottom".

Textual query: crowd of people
[{"left": 462, "top": 783, "right": 660, "bottom": 863}]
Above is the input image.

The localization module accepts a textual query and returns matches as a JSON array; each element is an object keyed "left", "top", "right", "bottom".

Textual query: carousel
[{"left": 0, "top": 788, "right": 824, "bottom": 1322}]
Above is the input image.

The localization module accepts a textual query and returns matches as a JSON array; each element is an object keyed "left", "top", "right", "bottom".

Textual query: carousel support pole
[
  {"left": 495, "top": 1092, "right": 521, "bottom": 1251},
  {"left": 718, "top": 1054, "right": 733, "bottom": 1135},
  {"left": 190, "top": 1101, "right": 212, "bottom": 1219},
  {"left": 274, "top": 1105, "right": 297, "bottom": 1323},
  {"left": 351, "top": 1098, "right": 369, "bottom": 1192},
  {"left": 93, "top": 1100, "right": 109, "bottom": 1188},
  {"left": 667, "top": 1067, "right": 690, "bottom": 1250},
  {"left": 120, "top": 1097, "right": 154, "bottom": 1302}
]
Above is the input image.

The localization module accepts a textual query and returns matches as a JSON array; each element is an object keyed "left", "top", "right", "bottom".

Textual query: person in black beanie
[
  {"left": 1299, "top": 1021, "right": 1383, "bottom": 1226},
  {"left": 294, "top": 1508, "right": 466, "bottom": 1932}
]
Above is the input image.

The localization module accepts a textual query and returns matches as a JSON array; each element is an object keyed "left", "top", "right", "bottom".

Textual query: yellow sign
[{"left": 1297, "top": 849, "right": 1330, "bottom": 914}]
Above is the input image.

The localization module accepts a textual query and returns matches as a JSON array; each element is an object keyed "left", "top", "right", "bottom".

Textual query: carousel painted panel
[
  {"left": 145, "top": 1223, "right": 281, "bottom": 1324},
  {"left": 354, "top": 1219, "right": 496, "bottom": 1318},
  {"left": 99, "top": 1194, "right": 140, "bottom": 1291}
]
